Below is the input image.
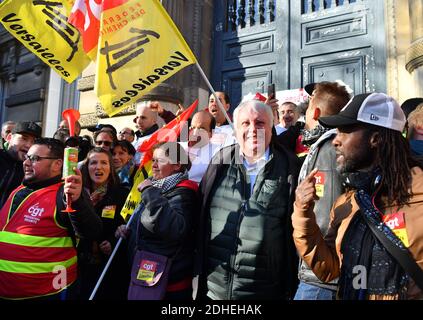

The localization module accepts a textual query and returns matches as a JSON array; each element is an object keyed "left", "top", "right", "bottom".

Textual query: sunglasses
[{"left": 95, "top": 140, "right": 112, "bottom": 147}]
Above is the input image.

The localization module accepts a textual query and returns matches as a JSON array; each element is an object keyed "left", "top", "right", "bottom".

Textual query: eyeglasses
[
  {"left": 24, "top": 154, "right": 60, "bottom": 163},
  {"left": 95, "top": 140, "right": 112, "bottom": 147}
]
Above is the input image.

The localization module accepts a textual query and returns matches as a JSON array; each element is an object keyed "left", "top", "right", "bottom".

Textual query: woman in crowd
[
  {"left": 116, "top": 142, "right": 199, "bottom": 300},
  {"left": 112, "top": 140, "right": 137, "bottom": 188},
  {"left": 78, "top": 147, "right": 129, "bottom": 299}
]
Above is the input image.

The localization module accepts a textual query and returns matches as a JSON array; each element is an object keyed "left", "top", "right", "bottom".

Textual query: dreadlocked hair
[{"left": 371, "top": 126, "right": 415, "bottom": 206}]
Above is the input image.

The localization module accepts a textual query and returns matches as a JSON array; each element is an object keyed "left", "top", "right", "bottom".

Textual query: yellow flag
[
  {"left": 120, "top": 161, "right": 152, "bottom": 222},
  {"left": 95, "top": 0, "right": 197, "bottom": 117},
  {"left": 0, "top": 0, "right": 90, "bottom": 83}
]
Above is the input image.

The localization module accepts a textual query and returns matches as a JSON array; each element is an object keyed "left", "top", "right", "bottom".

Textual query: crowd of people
[{"left": 0, "top": 84, "right": 422, "bottom": 301}]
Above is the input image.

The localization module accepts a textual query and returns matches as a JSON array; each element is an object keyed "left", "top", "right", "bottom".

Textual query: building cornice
[{"left": 406, "top": 38, "right": 423, "bottom": 73}]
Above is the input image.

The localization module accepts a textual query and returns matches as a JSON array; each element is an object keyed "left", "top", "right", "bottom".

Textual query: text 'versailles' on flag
[
  {"left": 94, "top": 0, "right": 197, "bottom": 117},
  {"left": 0, "top": 0, "right": 90, "bottom": 83}
]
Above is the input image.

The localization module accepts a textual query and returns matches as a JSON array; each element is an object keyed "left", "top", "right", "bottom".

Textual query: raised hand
[{"left": 295, "top": 168, "right": 320, "bottom": 210}]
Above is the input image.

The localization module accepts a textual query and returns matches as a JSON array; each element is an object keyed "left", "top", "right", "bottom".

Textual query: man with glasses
[
  {"left": 118, "top": 127, "right": 135, "bottom": 143},
  {"left": 0, "top": 121, "right": 41, "bottom": 208},
  {"left": 0, "top": 138, "right": 102, "bottom": 300}
]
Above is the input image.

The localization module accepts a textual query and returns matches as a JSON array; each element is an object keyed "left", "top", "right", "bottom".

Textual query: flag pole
[
  {"left": 195, "top": 62, "right": 234, "bottom": 129},
  {"left": 89, "top": 212, "right": 137, "bottom": 300}
]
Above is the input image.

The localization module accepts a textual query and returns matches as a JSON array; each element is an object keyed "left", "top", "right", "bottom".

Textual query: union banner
[
  {"left": 93, "top": 0, "right": 197, "bottom": 117},
  {"left": 0, "top": 0, "right": 90, "bottom": 83}
]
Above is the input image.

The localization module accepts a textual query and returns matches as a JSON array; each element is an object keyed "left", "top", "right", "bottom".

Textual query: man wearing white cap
[{"left": 292, "top": 93, "right": 423, "bottom": 300}]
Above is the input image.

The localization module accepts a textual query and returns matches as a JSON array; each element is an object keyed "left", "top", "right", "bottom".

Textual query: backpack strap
[{"left": 356, "top": 190, "right": 423, "bottom": 292}]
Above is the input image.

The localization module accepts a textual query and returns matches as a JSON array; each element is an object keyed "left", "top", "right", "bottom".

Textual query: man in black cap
[{"left": 0, "top": 121, "right": 42, "bottom": 208}]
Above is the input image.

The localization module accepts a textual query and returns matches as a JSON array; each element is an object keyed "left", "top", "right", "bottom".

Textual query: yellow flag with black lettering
[
  {"left": 95, "top": 0, "right": 197, "bottom": 117},
  {"left": 0, "top": 0, "right": 90, "bottom": 83}
]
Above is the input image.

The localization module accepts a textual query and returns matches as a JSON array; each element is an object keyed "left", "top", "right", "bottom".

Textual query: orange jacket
[{"left": 292, "top": 166, "right": 423, "bottom": 299}]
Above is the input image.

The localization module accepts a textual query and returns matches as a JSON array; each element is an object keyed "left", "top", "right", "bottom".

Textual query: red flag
[
  {"left": 139, "top": 100, "right": 198, "bottom": 166},
  {"left": 68, "top": 0, "right": 129, "bottom": 59}
]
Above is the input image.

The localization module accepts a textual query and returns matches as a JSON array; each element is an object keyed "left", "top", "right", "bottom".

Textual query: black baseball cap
[
  {"left": 12, "top": 121, "right": 42, "bottom": 138},
  {"left": 319, "top": 93, "right": 406, "bottom": 132},
  {"left": 304, "top": 83, "right": 316, "bottom": 96}
]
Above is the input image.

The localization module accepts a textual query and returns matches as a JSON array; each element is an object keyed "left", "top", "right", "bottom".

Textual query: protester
[
  {"left": 401, "top": 97, "right": 423, "bottom": 120},
  {"left": 0, "top": 138, "right": 102, "bottom": 300},
  {"left": 147, "top": 100, "right": 176, "bottom": 124},
  {"left": 93, "top": 129, "right": 116, "bottom": 152},
  {"left": 58, "top": 119, "right": 91, "bottom": 161},
  {"left": 118, "top": 127, "right": 135, "bottom": 143},
  {"left": 1, "top": 120, "right": 15, "bottom": 150},
  {"left": 207, "top": 91, "right": 237, "bottom": 147},
  {"left": 196, "top": 100, "right": 300, "bottom": 300},
  {"left": 292, "top": 92, "right": 423, "bottom": 300},
  {"left": 183, "top": 110, "right": 218, "bottom": 183},
  {"left": 116, "top": 142, "right": 199, "bottom": 300},
  {"left": 293, "top": 81, "right": 351, "bottom": 300},
  {"left": 406, "top": 103, "right": 423, "bottom": 163},
  {"left": 59, "top": 119, "right": 81, "bottom": 136},
  {"left": 132, "top": 102, "right": 160, "bottom": 164},
  {"left": 278, "top": 101, "right": 300, "bottom": 129},
  {"left": 78, "top": 147, "right": 129, "bottom": 300},
  {"left": 53, "top": 127, "right": 70, "bottom": 144},
  {"left": 0, "top": 121, "right": 41, "bottom": 208}
]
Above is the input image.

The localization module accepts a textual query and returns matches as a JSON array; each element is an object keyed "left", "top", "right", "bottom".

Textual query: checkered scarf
[{"left": 151, "top": 171, "right": 188, "bottom": 194}]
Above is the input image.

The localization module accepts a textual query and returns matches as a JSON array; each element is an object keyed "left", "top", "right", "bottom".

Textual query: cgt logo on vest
[{"left": 24, "top": 203, "right": 45, "bottom": 224}]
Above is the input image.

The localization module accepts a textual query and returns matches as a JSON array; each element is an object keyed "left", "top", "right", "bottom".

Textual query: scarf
[
  {"left": 410, "top": 139, "right": 423, "bottom": 156},
  {"left": 118, "top": 161, "right": 135, "bottom": 185},
  {"left": 301, "top": 124, "right": 331, "bottom": 146},
  {"left": 338, "top": 188, "right": 408, "bottom": 300},
  {"left": 150, "top": 171, "right": 188, "bottom": 194}
]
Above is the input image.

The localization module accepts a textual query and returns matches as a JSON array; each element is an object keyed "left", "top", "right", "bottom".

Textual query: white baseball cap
[{"left": 319, "top": 92, "right": 406, "bottom": 132}]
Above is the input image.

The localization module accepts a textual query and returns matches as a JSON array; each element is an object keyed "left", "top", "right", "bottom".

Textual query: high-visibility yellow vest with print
[{"left": 0, "top": 183, "right": 77, "bottom": 299}]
